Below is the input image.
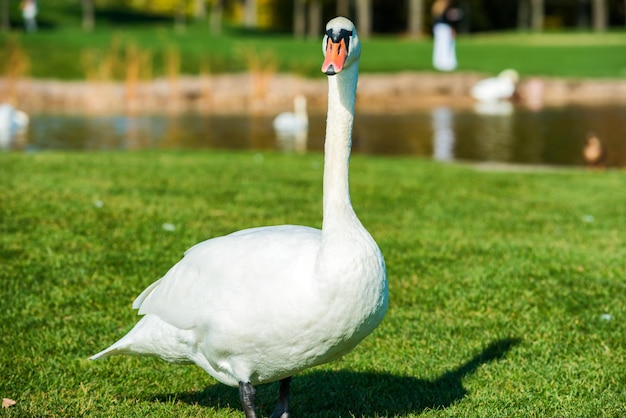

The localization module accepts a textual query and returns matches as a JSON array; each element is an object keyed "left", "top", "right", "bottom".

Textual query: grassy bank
[
  {"left": 2, "top": 1, "right": 626, "bottom": 80},
  {"left": 2, "top": 21, "right": 626, "bottom": 80},
  {"left": 1, "top": 151, "right": 625, "bottom": 416}
]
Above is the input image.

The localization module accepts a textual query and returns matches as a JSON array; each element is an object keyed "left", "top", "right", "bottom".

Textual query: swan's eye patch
[{"left": 326, "top": 28, "right": 353, "bottom": 51}]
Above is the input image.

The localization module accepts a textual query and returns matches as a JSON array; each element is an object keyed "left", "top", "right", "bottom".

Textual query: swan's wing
[
  {"left": 134, "top": 225, "right": 321, "bottom": 330},
  {"left": 132, "top": 277, "right": 163, "bottom": 309}
]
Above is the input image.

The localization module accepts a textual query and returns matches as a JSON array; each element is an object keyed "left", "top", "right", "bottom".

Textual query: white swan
[
  {"left": 273, "top": 94, "right": 308, "bottom": 153},
  {"left": 273, "top": 94, "right": 308, "bottom": 136},
  {"left": 470, "top": 69, "right": 519, "bottom": 103},
  {"left": 0, "top": 104, "right": 29, "bottom": 149},
  {"left": 91, "top": 17, "right": 388, "bottom": 418}
]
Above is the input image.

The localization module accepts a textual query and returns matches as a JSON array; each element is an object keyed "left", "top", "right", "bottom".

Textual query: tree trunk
[
  {"left": 244, "top": 0, "right": 257, "bottom": 28},
  {"left": 336, "top": 0, "right": 350, "bottom": 17},
  {"left": 517, "top": 0, "right": 530, "bottom": 30},
  {"left": 210, "top": 0, "right": 223, "bottom": 35},
  {"left": 293, "top": 0, "right": 305, "bottom": 38},
  {"left": 81, "top": 0, "right": 95, "bottom": 32},
  {"left": 408, "top": 0, "right": 424, "bottom": 37},
  {"left": 530, "top": 0, "right": 544, "bottom": 31},
  {"left": 592, "top": 0, "right": 607, "bottom": 31},
  {"left": 194, "top": 0, "right": 206, "bottom": 20},
  {"left": 355, "top": 0, "right": 371, "bottom": 38},
  {"left": 307, "top": 0, "right": 322, "bottom": 39}
]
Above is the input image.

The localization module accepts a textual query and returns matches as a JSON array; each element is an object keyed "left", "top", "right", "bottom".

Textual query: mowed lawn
[{"left": 1, "top": 151, "right": 625, "bottom": 417}]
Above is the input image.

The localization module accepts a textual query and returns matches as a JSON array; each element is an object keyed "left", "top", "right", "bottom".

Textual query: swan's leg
[
  {"left": 271, "top": 376, "right": 292, "bottom": 418},
  {"left": 239, "top": 381, "right": 257, "bottom": 418}
]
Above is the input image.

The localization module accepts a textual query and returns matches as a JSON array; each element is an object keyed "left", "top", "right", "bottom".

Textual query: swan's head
[
  {"left": 321, "top": 17, "right": 360, "bottom": 76},
  {"left": 498, "top": 69, "right": 520, "bottom": 84}
]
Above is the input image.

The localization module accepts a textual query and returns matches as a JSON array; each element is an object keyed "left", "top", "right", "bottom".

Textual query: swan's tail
[
  {"left": 89, "top": 315, "right": 194, "bottom": 364},
  {"left": 89, "top": 339, "right": 131, "bottom": 360},
  {"left": 89, "top": 316, "right": 151, "bottom": 360}
]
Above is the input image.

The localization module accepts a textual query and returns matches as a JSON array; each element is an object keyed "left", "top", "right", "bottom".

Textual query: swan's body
[
  {"left": 0, "top": 104, "right": 29, "bottom": 148},
  {"left": 91, "top": 17, "right": 387, "bottom": 418},
  {"left": 96, "top": 224, "right": 385, "bottom": 387},
  {"left": 274, "top": 95, "right": 308, "bottom": 153},
  {"left": 273, "top": 94, "right": 308, "bottom": 136},
  {"left": 471, "top": 69, "right": 519, "bottom": 103}
]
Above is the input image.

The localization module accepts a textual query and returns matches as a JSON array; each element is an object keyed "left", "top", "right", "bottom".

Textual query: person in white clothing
[
  {"left": 21, "top": 0, "right": 38, "bottom": 32},
  {"left": 431, "top": 0, "right": 462, "bottom": 72}
]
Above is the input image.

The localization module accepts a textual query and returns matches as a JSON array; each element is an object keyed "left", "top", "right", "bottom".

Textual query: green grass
[
  {"left": 1, "top": 151, "right": 625, "bottom": 417},
  {"left": 2, "top": 1, "right": 626, "bottom": 80},
  {"left": 2, "top": 23, "right": 626, "bottom": 79}
]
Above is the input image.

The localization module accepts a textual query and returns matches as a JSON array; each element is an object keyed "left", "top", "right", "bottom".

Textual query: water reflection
[
  {"left": 473, "top": 102, "right": 515, "bottom": 163},
  {"left": 473, "top": 101, "right": 514, "bottom": 116},
  {"left": 431, "top": 107, "right": 455, "bottom": 162},
  {"left": 14, "top": 105, "right": 626, "bottom": 168}
]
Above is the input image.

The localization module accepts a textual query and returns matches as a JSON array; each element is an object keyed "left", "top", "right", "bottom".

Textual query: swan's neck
[{"left": 322, "top": 64, "right": 359, "bottom": 232}]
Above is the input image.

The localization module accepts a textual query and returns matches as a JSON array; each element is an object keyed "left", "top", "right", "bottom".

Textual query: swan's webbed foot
[
  {"left": 271, "top": 376, "right": 292, "bottom": 418},
  {"left": 239, "top": 381, "right": 257, "bottom": 418}
]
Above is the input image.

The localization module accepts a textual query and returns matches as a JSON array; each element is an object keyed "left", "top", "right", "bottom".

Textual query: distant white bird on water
[
  {"left": 273, "top": 94, "right": 308, "bottom": 136},
  {"left": 471, "top": 69, "right": 519, "bottom": 103},
  {"left": 273, "top": 94, "right": 308, "bottom": 153},
  {"left": 0, "top": 104, "right": 29, "bottom": 148},
  {"left": 90, "top": 16, "right": 388, "bottom": 418}
]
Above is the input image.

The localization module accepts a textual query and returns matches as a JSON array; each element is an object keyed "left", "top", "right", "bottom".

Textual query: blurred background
[
  {"left": 2, "top": 0, "right": 626, "bottom": 36},
  {"left": 0, "top": 0, "right": 625, "bottom": 167}
]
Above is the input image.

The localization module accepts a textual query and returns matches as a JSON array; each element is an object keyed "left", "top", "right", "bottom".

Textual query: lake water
[{"left": 8, "top": 104, "right": 626, "bottom": 168}]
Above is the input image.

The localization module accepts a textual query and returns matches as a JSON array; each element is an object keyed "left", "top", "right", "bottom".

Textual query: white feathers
[
  {"left": 274, "top": 95, "right": 308, "bottom": 153},
  {"left": 273, "top": 95, "right": 308, "bottom": 136},
  {"left": 471, "top": 69, "right": 519, "bottom": 103},
  {"left": 0, "top": 104, "right": 29, "bottom": 148}
]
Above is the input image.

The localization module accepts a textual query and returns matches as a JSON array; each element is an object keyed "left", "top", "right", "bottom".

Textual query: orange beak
[{"left": 321, "top": 38, "right": 348, "bottom": 75}]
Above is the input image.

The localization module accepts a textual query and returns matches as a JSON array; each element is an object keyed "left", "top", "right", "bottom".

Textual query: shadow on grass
[{"left": 152, "top": 337, "right": 520, "bottom": 416}]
